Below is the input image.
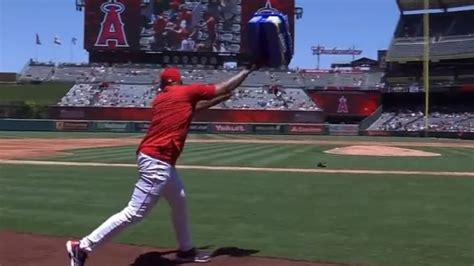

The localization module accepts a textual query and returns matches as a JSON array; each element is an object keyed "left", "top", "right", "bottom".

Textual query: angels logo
[
  {"left": 337, "top": 96, "right": 349, "bottom": 114},
  {"left": 95, "top": 0, "right": 129, "bottom": 48}
]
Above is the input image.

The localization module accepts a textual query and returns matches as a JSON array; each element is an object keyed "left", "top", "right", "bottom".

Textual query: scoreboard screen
[{"left": 84, "top": 0, "right": 294, "bottom": 56}]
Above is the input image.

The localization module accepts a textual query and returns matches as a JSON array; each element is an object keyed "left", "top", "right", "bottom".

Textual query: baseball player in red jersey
[{"left": 66, "top": 66, "right": 255, "bottom": 266}]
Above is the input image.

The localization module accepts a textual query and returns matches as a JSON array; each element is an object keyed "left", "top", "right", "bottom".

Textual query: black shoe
[
  {"left": 176, "top": 247, "right": 211, "bottom": 263},
  {"left": 66, "top": 240, "right": 88, "bottom": 266}
]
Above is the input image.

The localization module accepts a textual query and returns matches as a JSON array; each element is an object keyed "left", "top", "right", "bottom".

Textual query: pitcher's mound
[{"left": 325, "top": 145, "right": 441, "bottom": 157}]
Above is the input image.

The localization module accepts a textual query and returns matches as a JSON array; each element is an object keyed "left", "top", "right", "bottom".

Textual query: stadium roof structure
[{"left": 397, "top": 0, "right": 474, "bottom": 11}]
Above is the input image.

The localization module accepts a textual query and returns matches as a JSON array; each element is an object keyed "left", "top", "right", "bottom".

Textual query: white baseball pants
[{"left": 79, "top": 152, "right": 193, "bottom": 252}]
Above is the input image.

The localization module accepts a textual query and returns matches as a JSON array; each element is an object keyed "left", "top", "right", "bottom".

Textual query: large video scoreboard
[{"left": 84, "top": 0, "right": 294, "bottom": 64}]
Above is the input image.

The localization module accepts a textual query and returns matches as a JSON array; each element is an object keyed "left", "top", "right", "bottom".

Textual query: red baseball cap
[{"left": 160, "top": 67, "right": 182, "bottom": 87}]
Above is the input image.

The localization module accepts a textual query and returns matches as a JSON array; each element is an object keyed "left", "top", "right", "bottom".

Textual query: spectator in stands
[
  {"left": 201, "top": 15, "right": 217, "bottom": 50},
  {"left": 178, "top": 6, "right": 192, "bottom": 30},
  {"left": 153, "top": 14, "right": 167, "bottom": 49}
]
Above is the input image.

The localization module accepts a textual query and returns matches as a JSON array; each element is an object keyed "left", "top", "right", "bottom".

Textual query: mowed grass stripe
[
  {"left": 189, "top": 143, "right": 278, "bottom": 164},
  {"left": 255, "top": 145, "right": 316, "bottom": 166},
  {"left": 52, "top": 144, "right": 227, "bottom": 163},
  {"left": 51, "top": 147, "right": 133, "bottom": 162},
  {"left": 65, "top": 146, "right": 136, "bottom": 156},
  {"left": 3, "top": 160, "right": 474, "bottom": 177},
  {"left": 443, "top": 147, "right": 474, "bottom": 157},
  {"left": 181, "top": 143, "right": 241, "bottom": 158},
  {"left": 181, "top": 143, "right": 254, "bottom": 162},
  {"left": 75, "top": 148, "right": 134, "bottom": 163},
  {"left": 36, "top": 146, "right": 134, "bottom": 161},
  {"left": 182, "top": 143, "right": 230, "bottom": 153},
  {"left": 182, "top": 143, "right": 242, "bottom": 159},
  {"left": 181, "top": 144, "right": 266, "bottom": 164},
  {"left": 212, "top": 144, "right": 293, "bottom": 165}
]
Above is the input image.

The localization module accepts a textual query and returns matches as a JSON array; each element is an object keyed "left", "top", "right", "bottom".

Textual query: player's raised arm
[
  {"left": 215, "top": 66, "right": 255, "bottom": 96},
  {"left": 195, "top": 93, "right": 231, "bottom": 111}
]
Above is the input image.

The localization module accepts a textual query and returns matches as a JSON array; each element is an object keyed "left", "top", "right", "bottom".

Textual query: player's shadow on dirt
[{"left": 130, "top": 247, "right": 260, "bottom": 266}]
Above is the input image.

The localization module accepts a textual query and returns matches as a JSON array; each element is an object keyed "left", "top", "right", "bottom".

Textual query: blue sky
[{"left": 0, "top": 0, "right": 399, "bottom": 72}]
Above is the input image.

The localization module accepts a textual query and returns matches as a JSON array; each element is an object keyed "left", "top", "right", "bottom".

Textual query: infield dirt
[{"left": 0, "top": 231, "right": 352, "bottom": 266}]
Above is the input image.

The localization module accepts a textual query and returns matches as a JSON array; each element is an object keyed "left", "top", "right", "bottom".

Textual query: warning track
[{"left": 1, "top": 160, "right": 474, "bottom": 177}]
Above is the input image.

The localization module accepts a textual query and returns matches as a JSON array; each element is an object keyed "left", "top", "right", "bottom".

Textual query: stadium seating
[
  {"left": 302, "top": 72, "right": 384, "bottom": 89},
  {"left": 20, "top": 60, "right": 386, "bottom": 110},
  {"left": 389, "top": 37, "right": 474, "bottom": 60},
  {"left": 369, "top": 107, "right": 474, "bottom": 132},
  {"left": 93, "top": 84, "right": 156, "bottom": 107},
  {"left": 215, "top": 87, "right": 321, "bottom": 111},
  {"left": 22, "top": 62, "right": 383, "bottom": 89},
  {"left": 51, "top": 64, "right": 106, "bottom": 83},
  {"left": 20, "top": 66, "right": 54, "bottom": 81},
  {"left": 57, "top": 84, "right": 100, "bottom": 107},
  {"left": 104, "top": 66, "right": 159, "bottom": 84},
  {"left": 388, "top": 10, "right": 474, "bottom": 61}
]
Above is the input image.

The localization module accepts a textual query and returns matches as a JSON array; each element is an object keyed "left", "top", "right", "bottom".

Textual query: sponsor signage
[
  {"left": 212, "top": 124, "right": 249, "bottom": 133},
  {"left": 288, "top": 124, "right": 325, "bottom": 135},
  {"left": 189, "top": 123, "right": 209, "bottom": 133},
  {"left": 55, "top": 121, "right": 89, "bottom": 131},
  {"left": 134, "top": 122, "right": 150, "bottom": 132},
  {"left": 95, "top": 122, "right": 129, "bottom": 132},
  {"left": 328, "top": 124, "right": 359, "bottom": 136},
  {"left": 253, "top": 124, "right": 283, "bottom": 134}
]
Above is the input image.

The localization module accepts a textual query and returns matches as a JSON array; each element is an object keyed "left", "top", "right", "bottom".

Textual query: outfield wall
[
  {"left": 0, "top": 119, "right": 331, "bottom": 135},
  {"left": 1, "top": 119, "right": 473, "bottom": 139}
]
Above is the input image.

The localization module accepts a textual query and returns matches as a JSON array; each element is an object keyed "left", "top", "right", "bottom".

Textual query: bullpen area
[{"left": 0, "top": 132, "right": 473, "bottom": 266}]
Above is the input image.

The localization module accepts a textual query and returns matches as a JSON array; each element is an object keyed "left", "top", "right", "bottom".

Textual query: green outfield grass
[
  {"left": 34, "top": 142, "right": 474, "bottom": 172},
  {"left": 1, "top": 130, "right": 474, "bottom": 143},
  {"left": 1, "top": 133, "right": 474, "bottom": 266},
  {"left": 0, "top": 82, "right": 72, "bottom": 104}
]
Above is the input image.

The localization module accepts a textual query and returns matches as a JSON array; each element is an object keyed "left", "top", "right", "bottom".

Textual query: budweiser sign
[
  {"left": 213, "top": 124, "right": 248, "bottom": 133},
  {"left": 289, "top": 125, "right": 324, "bottom": 134}
]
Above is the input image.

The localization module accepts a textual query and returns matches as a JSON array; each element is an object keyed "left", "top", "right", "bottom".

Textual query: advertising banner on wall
[
  {"left": 328, "top": 124, "right": 359, "bottom": 136},
  {"left": 55, "top": 121, "right": 90, "bottom": 131},
  {"left": 189, "top": 123, "right": 209, "bottom": 133},
  {"left": 212, "top": 123, "right": 250, "bottom": 133},
  {"left": 252, "top": 124, "right": 284, "bottom": 134},
  {"left": 287, "top": 124, "right": 325, "bottom": 135},
  {"left": 134, "top": 122, "right": 150, "bottom": 132},
  {"left": 94, "top": 121, "right": 131, "bottom": 132}
]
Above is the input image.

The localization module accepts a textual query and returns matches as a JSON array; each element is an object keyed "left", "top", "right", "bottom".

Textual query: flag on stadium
[
  {"left": 72, "top": 37, "right": 78, "bottom": 45},
  {"left": 35, "top": 33, "right": 42, "bottom": 45},
  {"left": 54, "top": 36, "right": 62, "bottom": 45}
]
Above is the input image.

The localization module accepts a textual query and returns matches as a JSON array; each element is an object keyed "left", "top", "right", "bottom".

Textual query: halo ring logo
[{"left": 101, "top": 0, "right": 125, "bottom": 14}]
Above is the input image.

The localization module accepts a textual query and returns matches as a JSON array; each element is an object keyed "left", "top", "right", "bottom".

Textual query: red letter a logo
[{"left": 95, "top": 0, "right": 129, "bottom": 48}]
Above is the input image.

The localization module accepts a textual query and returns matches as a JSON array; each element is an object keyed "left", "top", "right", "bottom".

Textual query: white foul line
[{"left": 0, "top": 159, "right": 473, "bottom": 177}]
